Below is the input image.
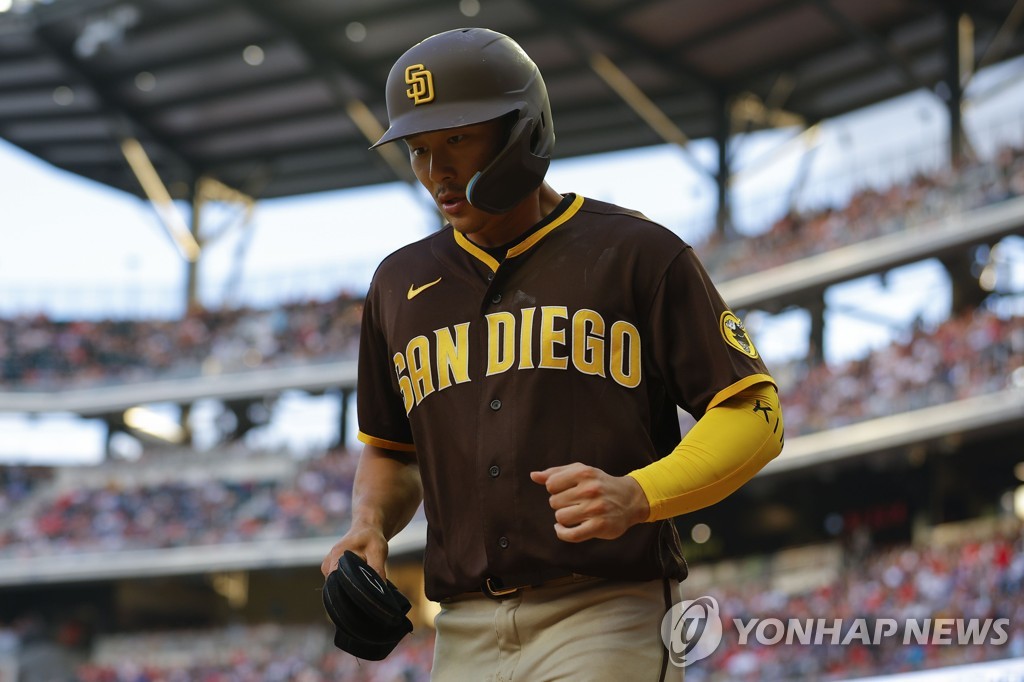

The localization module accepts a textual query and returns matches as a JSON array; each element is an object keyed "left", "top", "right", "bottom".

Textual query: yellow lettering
[
  {"left": 398, "top": 310, "right": 641, "bottom": 402},
  {"left": 519, "top": 307, "right": 536, "bottom": 369},
  {"left": 539, "top": 306, "right": 569, "bottom": 370},
  {"left": 393, "top": 352, "right": 415, "bottom": 414},
  {"left": 406, "top": 336, "right": 434, "bottom": 403},
  {"left": 486, "top": 312, "right": 516, "bottom": 376},
  {"left": 609, "top": 320, "right": 641, "bottom": 388},
  {"left": 435, "top": 323, "right": 471, "bottom": 390},
  {"left": 572, "top": 309, "right": 606, "bottom": 377}
]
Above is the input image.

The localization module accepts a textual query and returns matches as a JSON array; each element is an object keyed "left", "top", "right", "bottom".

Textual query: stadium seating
[
  {"left": 1, "top": 518, "right": 1016, "bottom": 681},
  {"left": 698, "top": 143, "right": 1024, "bottom": 279},
  {"left": 0, "top": 144, "right": 1021, "bottom": 395},
  {"left": 0, "top": 450, "right": 364, "bottom": 557},
  {"left": 0, "top": 296, "right": 363, "bottom": 389},
  {"left": 1, "top": 137, "right": 1022, "bottom": 682},
  {"left": 0, "top": 297, "right": 1020, "bottom": 564},
  {"left": 777, "top": 304, "right": 1024, "bottom": 437}
]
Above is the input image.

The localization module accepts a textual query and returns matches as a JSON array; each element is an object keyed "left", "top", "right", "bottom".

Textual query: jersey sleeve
[
  {"left": 356, "top": 280, "right": 416, "bottom": 453},
  {"left": 645, "top": 246, "right": 775, "bottom": 418}
]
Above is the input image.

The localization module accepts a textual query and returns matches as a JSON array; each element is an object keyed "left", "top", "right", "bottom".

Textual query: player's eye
[
  {"left": 447, "top": 134, "right": 465, "bottom": 145},
  {"left": 409, "top": 146, "right": 426, "bottom": 157}
]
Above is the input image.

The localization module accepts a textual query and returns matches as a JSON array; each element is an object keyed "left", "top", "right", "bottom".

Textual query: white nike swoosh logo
[{"left": 407, "top": 276, "right": 442, "bottom": 300}]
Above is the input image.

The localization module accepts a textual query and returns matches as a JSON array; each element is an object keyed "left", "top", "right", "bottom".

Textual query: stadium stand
[
  {"left": 0, "top": 138, "right": 1021, "bottom": 681},
  {"left": 700, "top": 143, "right": 1024, "bottom": 279},
  {"left": 0, "top": 295, "right": 364, "bottom": 389},
  {"left": 777, "top": 303, "right": 1024, "bottom": 437},
  {"left": 0, "top": 449, "right": 364, "bottom": 558},
  {"left": 0, "top": 517, "right": 1017, "bottom": 681},
  {"left": 0, "top": 467, "right": 49, "bottom": 519},
  {"left": 0, "top": 145, "right": 1020, "bottom": 392},
  {"left": 1, "top": 293, "right": 1018, "bottom": 478},
  {"left": 75, "top": 625, "right": 435, "bottom": 682},
  {"left": 2, "top": 2, "right": 1024, "bottom": 679},
  {"left": 682, "top": 519, "right": 1024, "bottom": 681},
  {"left": 0, "top": 296, "right": 1015, "bottom": 560}
]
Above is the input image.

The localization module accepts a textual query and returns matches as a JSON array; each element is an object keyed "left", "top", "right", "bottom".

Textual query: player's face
[{"left": 405, "top": 120, "right": 522, "bottom": 245}]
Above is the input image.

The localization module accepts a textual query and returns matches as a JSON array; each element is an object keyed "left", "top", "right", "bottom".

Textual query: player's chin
[{"left": 446, "top": 210, "right": 486, "bottom": 234}]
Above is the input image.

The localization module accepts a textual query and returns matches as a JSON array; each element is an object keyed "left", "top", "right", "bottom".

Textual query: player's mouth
[{"left": 436, "top": 189, "right": 467, "bottom": 215}]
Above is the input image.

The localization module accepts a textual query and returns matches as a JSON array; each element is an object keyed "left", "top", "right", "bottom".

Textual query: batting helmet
[{"left": 371, "top": 27, "right": 555, "bottom": 214}]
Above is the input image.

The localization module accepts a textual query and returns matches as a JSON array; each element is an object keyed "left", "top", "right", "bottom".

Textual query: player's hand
[
  {"left": 530, "top": 463, "right": 651, "bottom": 543},
  {"left": 321, "top": 522, "right": 390, "bottom": 580}
]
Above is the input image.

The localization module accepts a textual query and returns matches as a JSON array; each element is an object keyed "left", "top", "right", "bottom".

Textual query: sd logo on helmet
[{"left": 371, "top": 28, "right": 555, "bottom": 214}]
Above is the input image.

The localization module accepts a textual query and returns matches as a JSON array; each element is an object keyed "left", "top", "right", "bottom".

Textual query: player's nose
[{"left": 428, "top": 148, "right": 456, "bottom": 183}]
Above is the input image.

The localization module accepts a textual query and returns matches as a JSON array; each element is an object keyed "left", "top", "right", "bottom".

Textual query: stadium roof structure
[{"left": 2, "top": 0, "right": 1023, "bottom": 205}]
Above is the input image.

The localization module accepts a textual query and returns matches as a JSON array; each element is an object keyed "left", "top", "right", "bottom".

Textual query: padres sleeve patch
[{"left": 719, "top": 311, "right": 759, "bottom": 358}]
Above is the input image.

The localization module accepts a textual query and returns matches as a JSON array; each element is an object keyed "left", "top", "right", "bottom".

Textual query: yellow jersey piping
[
  {"left": 357, "top": 431, "right": 417, "bottom": 453},
  {"left": 454, "top": 230, "right": 501, "bottom": 272},
  {"left": 453, "top": 194, "right": 585, "bottom": 271},
  {"left": 706, "top": 373, "right": 776, "bottom": 412}
]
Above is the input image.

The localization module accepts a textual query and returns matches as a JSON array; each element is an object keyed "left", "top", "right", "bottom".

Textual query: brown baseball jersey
[{"left": 357, "top": 194, "right": 775, "bottom": 601}]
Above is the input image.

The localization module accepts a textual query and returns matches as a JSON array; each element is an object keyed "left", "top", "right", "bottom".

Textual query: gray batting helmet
[{"left": 371, "top": 28, "right": 555, "bottom": 213}]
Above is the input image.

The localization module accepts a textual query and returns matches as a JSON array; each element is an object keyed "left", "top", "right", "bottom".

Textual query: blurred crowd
[
  {"left": 0, "top": 123, "right": 1023, "bottom": 682},
  {"left": 0, "top": 145, "right": 1018, "bottom": 463},
  {"left": 0, "top": 465, "right": 48, "bottom": 519},
  {"left": 73, "top": 625, "right": 435, "bottom": 682},
  {"left": 1, "top": 522, "right": 1018, "bottom": 681},
  {"left": 777, "top": 303, "right": 1024, "bottom": 437},
  {"left": 0, "top": 294, "right": 363, "bottom": 389},
  {"left": 696, "top": 143, "right": 1024, "bottom": 278},
  {"left": 1, "top": 144, "right": 1022, "bottom": 396},
  {"left": 0, "top": 294, "right": 1020, "bottom": 447},
  {"left": 0, "top": 301, "right": 1021, "bottom": 557},
  {"left": 0, "top": 619, "right": 435, "bottom": 682},
  {"left": 691, "top": 528, "right": 1024, "bottom": 681},
  {"left": 0, "top": 437, "right": 1017, "bottom": 675},
  {"left": 0, "top": 451, "right": 361, "bottom": 558}
]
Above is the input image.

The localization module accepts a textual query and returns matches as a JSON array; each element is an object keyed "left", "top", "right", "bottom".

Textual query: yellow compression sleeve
[{"left": 628, "top": 382, "right": 784, "bottom": 522}]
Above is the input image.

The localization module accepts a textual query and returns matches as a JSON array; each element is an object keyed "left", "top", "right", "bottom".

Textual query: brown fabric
[{"left": 357, "top": 196, "right": 772, "bottom": 601}]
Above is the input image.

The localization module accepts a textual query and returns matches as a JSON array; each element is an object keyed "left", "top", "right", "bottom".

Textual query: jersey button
[
  {"left": 486, "top": 273, "right": 494, "bottom": 282},
  {"left": 491, "top": 293, "right": 502, "bottom": 304},
  {"left": 498, "top": 536, "right": 510, "bottom": 549},
  {"left": 489, "top": 465, "right": 500, "bottom": 478},
  {"left": 489, "top": 399, "right": 502, "bottom": 411}
]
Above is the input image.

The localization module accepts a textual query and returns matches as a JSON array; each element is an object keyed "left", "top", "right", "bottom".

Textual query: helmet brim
[{"left": 370, "top": 100, "right": 520, "bottom": 149}]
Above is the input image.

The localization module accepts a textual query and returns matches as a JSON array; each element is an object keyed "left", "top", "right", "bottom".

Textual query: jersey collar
[{"left": 453, "top": 194, "right": 585, "bottom": 273}]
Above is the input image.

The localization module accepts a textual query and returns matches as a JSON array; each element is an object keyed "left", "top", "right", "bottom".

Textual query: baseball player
[{"left": 322, "top": 27, "right": 784, "bottom": 681}]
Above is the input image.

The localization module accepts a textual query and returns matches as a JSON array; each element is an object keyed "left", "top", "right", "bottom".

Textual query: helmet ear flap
[{"left": 466, "top": 115, "right": 550, "bottom": 214}]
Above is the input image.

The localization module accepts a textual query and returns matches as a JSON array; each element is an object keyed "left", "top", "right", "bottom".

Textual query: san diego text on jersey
[{"left": 393, "top": 305, "right": 643, "bottom": 414}]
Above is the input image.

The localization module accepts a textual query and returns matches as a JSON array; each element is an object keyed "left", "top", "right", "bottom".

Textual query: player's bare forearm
[
  {"left": 321, "top": 443, "right": 422, "bottom": 580},
  {"left": 351, "top": 444, "right": 423, "bottom": 538},
  {"left": 530, "top": 463, "right": 650, "bottom": 543}
]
